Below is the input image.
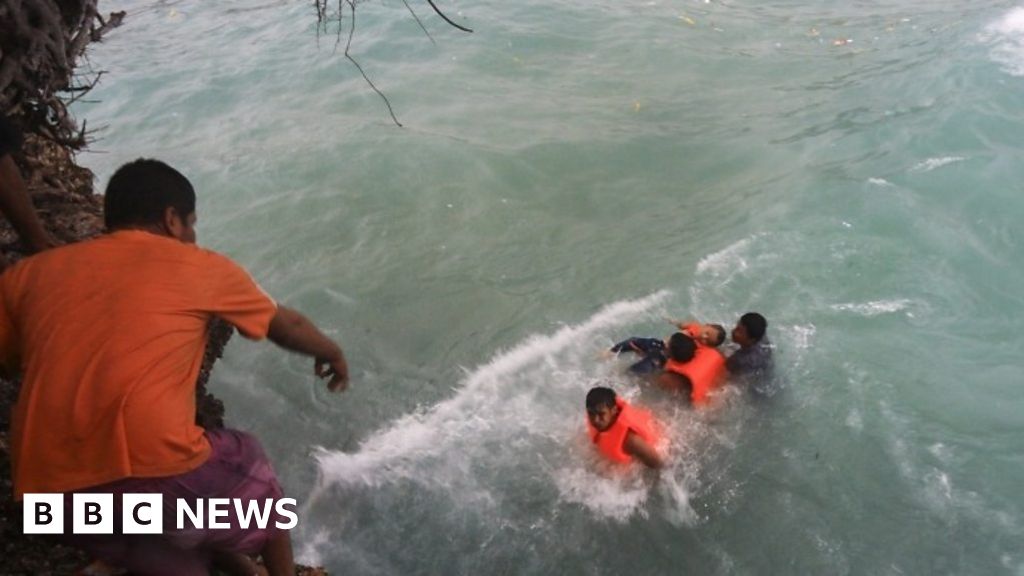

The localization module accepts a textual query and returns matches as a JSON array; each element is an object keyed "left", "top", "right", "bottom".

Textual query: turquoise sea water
[{"left": 74, "top": 1, "right": 1024, "bottom": 573}]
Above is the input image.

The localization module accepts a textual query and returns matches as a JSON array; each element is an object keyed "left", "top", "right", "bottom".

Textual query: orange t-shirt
[{"left": 0, "top": 230, "right": 277, "bottom": 499}]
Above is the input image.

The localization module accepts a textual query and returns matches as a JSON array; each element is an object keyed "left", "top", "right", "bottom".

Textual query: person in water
[
  {"left": 673, "top": 320, "right": 727, "bottom": 348},
  {"left": 726, "top": 312, "right": 773, "bottom": 376},
  {"left": 606, "top": 320, "right": 725, "bottom": 375},
  {"left": 607, "top": 335, "right": 669, "bottom": 375},
  {"left": 658, "top": 331, "right": 727, "bottom": 405},
  {"left": 586, "top": 387, "right": 664, "bottom": 469}
]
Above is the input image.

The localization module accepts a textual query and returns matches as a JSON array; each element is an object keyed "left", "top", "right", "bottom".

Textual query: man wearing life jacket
[
  {"left": 659, "top": 332, "right": 727, "bottom": 405},
  {"left": 585, "top": 387, "right": 664, "bottom": 469}
]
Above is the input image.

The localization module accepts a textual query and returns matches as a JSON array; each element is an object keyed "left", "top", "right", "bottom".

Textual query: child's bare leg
[{"left": 261, "top": 531, "right": 295, "bottom": 576}]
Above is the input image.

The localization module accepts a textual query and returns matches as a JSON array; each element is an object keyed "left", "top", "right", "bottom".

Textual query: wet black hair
[
  {"left": 667, "top": 332, "right": 696, "bottom": 363},
  {"left": 586, "top": 387, "right": 617, "bottom": 412},
  {"left": 739, "top": 312, "right": 767, "bottom": 341},
  {"left": 104, "top": 159, "right": 196, "bottom": 230},
  {"left": 709, "top": 324, "right": 727, "bottom": 347}
]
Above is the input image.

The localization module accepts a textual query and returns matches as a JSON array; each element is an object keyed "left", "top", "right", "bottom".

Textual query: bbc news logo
[{"left": 23, "top": 493, "right": 298, "bottom": 534}]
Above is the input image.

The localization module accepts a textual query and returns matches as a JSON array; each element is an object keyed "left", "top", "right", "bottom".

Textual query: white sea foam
[
  {"left": 550, "top": 464, "right": 651, "bottom": 521},
  {"left": 310, "top": 291, "right": 681, "bottom": 520},
  {"left": 845, "top": 409, "right": 863, "bottom": 432},
  {"left": 789, "top": 324, "right": 816, "bottom": 350},
  {"left": 910, "top": 156, "right": 965, "bottom": 172},
  {"left": 696, "top": 237, "right": 752, "bottom": 277},
  {"left": 830, "top": 299, "right": 914, "bottom": 316},
  {"left": 295, "top": 529, "right": 330, "bottom": 568},
  {"left": 928, "top": 442, "right": 952, "bottom": 463},
  {"left": 982, "top": 7, "right": 1024, "bottom": 76},
  {"left": 867, "top": 177, "right": 893, "bottom": 186}
]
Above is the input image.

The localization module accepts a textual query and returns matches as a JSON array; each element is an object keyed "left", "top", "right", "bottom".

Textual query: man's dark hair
[
  {"left": 709, "top": 324, "right": 726, "bottom": 346},
  {"left": 740, "top": 312, "right": 767, "bottom": 341},
  {"left": 104, "top": 159, "right": 196, "bottom": 230},
  {"left": 667, "top": 332, "right": 696, "bottom": 363},
  {"left": 586, "top": 387, "right": 617, "bottom": 412}
]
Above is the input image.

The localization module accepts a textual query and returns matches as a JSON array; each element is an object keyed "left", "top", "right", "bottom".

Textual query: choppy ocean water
[{"left": 75, "top": 1, "right": 1024, "bottom": 573}]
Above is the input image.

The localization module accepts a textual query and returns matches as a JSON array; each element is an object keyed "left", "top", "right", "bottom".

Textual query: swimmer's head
[
  {"left": 586, "top": 387, "right": 620, "bottom": 432},
  {"left": 667, "top": 332, "right": 697, "bottom": 363},
  {"left": 732, "top": 312, "right": 767, "bottom": 347},
  {"left": 696, "top": 324, "right": 726, "bottom": 347}
]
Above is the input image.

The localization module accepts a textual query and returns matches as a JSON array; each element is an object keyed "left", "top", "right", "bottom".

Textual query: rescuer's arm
[{"left": 267, "top": 305, "right": 349, "bottom": 392}]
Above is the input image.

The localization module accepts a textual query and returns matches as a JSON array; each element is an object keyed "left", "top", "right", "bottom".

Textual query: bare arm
[
  {"left": 0, "top": 155, "right": 57, "bottom": 253},
  {"left": 624, "top": 430, "right": 664, "bottom": 469},
  {"left": 653, "top": 371, "right": 692, "bottom": 401},
  {"left": 267, "top": 305, "right": 349, "bottom": 391}
]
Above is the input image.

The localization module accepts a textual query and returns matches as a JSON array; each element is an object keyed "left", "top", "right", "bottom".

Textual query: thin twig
[
  {"left": 401, "top": 0, "right": 435, "bottom": 44},
  {"left": 65, "top": 71, "right": 104, "bottom": 106},
  {"left": 313, "top": 0, "right": 324, "bottom": 42},
  {"left": 425, "top": 0, "right": 472, "bottom": 33},
  {"left": 314, "top": 0, "right": 325, "bottom": 30},
  {"left": 336, "top": 0, "right": 345, "bottom": 48},
  {"left": 344, "top": 1, "right": 402, "bottom": 127}
]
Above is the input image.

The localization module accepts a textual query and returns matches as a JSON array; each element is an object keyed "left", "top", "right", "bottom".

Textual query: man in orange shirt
[{"left": 0, "top": 159, "right": 348, "bottom": 576}]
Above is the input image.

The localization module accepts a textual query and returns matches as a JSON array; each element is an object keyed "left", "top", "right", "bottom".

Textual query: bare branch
[
  {"left": 401, "top": 0, "right": 436, "bottom": 45},
  {"left": 343, "top": 1, "right": 402, "bottom": 127},
  {"left": 424, "top": 0, "right": 472, "bottom": 33},
  {"left": 91, "top": 11, "right": 126, "bottom": 42}
]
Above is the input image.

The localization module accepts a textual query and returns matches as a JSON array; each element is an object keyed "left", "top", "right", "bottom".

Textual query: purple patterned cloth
[{"left": 57, "top": 428, "right": 285, "bottom": 575}]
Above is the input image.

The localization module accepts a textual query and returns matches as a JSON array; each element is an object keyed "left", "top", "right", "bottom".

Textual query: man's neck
[{"left": 109, "top": 224, "right": 171, "bottom": 238}]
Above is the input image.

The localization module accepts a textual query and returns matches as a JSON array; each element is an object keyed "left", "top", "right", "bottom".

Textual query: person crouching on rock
[{"left": 0, "top": 159, "right": 349, "bottom": 576}]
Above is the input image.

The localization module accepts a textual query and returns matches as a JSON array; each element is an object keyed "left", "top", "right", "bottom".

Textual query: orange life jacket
[
  {"left": 681, "top": 322, "right": 702, "bottom": 340},
  {"left": 664, "top": 346, "right": 726, "bottom": 405},
  {"left": 587, "top": 398, "right": 660, "bottom": 464}
]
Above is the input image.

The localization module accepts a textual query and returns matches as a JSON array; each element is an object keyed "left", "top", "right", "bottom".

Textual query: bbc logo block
[
  {"left": 22, "top": 493, "right": 297, "bottom": 534},
  {"left": 25, "top": 493, "right": 165, "bottom": 534},
  {"left": 23, "top": 493, "right": 63, "bottom": 534},
  {"left": 72, "top": 493, "right": 114, "bottom": 534},
  {"left": 122, "top": 493, "right": 164, "bottom": 534}
]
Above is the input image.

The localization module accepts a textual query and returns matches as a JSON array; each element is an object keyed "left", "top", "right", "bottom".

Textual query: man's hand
[
  {"left": 268, "top": 305, "right": 351, "bottom": 392},
  {"left": 315, "top": 352, "right": 349, "bottom": 392}
]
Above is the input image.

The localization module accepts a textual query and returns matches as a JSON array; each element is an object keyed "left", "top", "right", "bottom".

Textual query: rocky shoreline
[{"left": 0, "top": 137, "right": 325, "bottom": 575}]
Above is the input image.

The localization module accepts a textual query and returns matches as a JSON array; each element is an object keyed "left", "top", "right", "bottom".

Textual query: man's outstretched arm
[{"left": 267, "top": 305, "right": 349, "bottom": 391}]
